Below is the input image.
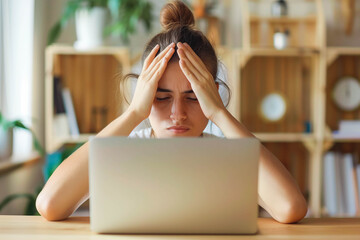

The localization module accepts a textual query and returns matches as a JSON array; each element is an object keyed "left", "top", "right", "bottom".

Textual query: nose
[{"left": 170, "top": 99, "right": 187, "bottom": 123}]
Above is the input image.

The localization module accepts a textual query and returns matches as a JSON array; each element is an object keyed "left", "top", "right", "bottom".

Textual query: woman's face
[{"left": 149, "top": 61, "right": 208, "bottom": 137}]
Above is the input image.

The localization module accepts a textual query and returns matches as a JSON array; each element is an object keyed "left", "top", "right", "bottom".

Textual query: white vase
[
  {"left": 0, "top": 128, "right": 13, "bottom": 161},
  {"left": 74, "top": 7, "right": 107, "bottom": 50}
]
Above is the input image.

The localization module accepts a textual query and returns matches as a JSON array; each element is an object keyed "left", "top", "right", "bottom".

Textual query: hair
[{"left": 119, "top": 0, "right": 230, "bottom": 107}]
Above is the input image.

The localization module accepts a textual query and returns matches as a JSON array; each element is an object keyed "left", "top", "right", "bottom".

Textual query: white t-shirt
[{"left": 129, "top": 127, "right": 221, "bottom": 138}]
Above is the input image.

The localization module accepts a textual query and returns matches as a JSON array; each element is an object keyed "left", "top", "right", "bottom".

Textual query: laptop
[{"left": 89, "top": 137, "right": 260, "bottom": 234}]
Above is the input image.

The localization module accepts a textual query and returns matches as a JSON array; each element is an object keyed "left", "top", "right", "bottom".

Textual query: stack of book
[
  {"left": 323, "top": 152, "right": 360, "bottom": 216},
  {"left": 53, "top": 76, "right": 79, "bottom": 138},
  {"left": 333, "top": 121, "right": 360, "bottom": 139}
]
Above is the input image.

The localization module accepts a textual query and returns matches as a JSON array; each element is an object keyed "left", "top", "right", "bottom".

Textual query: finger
[
  {"left": 147, "top": 47, "right": 175, "bottom": 82},
  {"left": 147, "top": 43, "right": 175, "bottom": 72},
  {"left": 178, "top": 49, "right": 206, "bottom": 83},
  {"left": 179, "top": 58, "right": 201, "bottom": 86},
  {"left": 178, "top": 42, "right": 208, "bottom": 72},
  {"left": 143, "top": 44, "right": 159, "bottom": 71}
]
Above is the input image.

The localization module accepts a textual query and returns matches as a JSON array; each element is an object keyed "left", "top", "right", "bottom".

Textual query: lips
[{"left": 167, "top": 125, "right": 190, "bottom": 133}]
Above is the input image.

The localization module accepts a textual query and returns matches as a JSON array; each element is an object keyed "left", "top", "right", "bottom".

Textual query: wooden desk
[{"left": 1, "top": 216, "right": 360, "bottom": 239}]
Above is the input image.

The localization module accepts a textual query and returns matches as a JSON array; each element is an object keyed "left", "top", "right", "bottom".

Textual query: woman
[{"left": 36, "top": 0, "right": 307, "bottom": 223}]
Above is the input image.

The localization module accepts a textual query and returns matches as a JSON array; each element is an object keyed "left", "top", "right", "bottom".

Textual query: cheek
[{"left": 149, "top": 102, "right": 169, "bottom": 121}]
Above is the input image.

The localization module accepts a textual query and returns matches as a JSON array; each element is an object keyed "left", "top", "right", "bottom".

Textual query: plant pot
[
  {"left": 73, "top": 7, "right": 107, "bottom": 50},
  {"left": 0, "top": 127, "right": 13, "bottom": 161}
]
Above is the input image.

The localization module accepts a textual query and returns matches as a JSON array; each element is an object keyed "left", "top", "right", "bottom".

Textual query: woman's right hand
[{"left": 128, "top": 43, "right": 175, "bottom": 121}]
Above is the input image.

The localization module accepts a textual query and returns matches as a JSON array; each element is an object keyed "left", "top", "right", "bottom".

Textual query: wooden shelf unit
[
  {"left": 45, "top": 45, "right": 131, "bottom": 153},
  {"left": 225, "top": 0, "right": 327, "bottom": 217},
  {"left": 242, "top": 0, "right": 325, "bottom": 50}
]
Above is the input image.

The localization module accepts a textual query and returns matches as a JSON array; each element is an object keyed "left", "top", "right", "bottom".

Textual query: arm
[
  {"left": 36, "top": 43, "right": 176, "bottom": 221},
  {"left": 212, "top": 110, "right": 308, "bottom": 223},
  {"left": 177, "top": 42, "right": 307, "bottom": 223},
  {"left": 36, "top": 110, "right": 143, "bottom": 221}
]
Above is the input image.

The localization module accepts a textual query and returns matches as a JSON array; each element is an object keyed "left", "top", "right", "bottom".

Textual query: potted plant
[
  {"left": 0, "top": 112, "right": 45, "bottom": 160},
  {"left": 48, "top": 0, "right": 154, "bottom": 49}
]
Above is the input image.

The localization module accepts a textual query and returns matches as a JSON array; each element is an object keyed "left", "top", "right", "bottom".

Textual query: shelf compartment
[
  {"left": 45, "top": 46, "right": 131, "bottom": 152},
  {"left": 239, "top": 55, "right": 316, "bottom": 133},
  {"left": 325, "top": 51, "right": 360, "bottom": 133}
]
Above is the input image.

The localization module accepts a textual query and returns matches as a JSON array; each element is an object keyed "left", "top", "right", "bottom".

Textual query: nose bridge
[{"left": 171, "top": 96, "right": 186, "bottom": 119}]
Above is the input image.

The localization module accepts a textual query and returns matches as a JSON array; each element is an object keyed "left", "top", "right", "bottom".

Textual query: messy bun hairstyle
[
  {"left": 160, "top": 0, "right": 195, "bottom": 31},
  {"left": 143, "top": 0, "right": 218, "bottom": 79},
  {"left": 121, "top": 0, "right": 230, "bottom": 106}
]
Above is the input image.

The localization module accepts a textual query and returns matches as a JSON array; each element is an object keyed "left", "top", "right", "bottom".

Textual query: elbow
[
  {"left": 36, "top": 191, "right": 70, "bottom": 221},
  {"left": 274, "top": 197, "right": 308, "bottom": 224}
]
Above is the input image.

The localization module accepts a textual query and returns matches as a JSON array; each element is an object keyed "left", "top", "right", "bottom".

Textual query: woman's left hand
[{"left": 176, "top": 42, "right": 226, "bottom": 122}]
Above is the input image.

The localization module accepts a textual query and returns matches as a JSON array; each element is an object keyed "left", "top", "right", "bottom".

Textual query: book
[
  {"left": 62, "top": 88, "right": 80, "bottom": 137},
  {"left": 53, "top": 76, "right": 65, "bottom": 114},
  {"left": 323, "top": 152, "right": 337, "bottom": 216},
  {"left": 342, "top": 153, "right": 357, "bottom": 216}
]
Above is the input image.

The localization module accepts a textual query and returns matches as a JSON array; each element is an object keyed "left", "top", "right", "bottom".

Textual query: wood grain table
[{"left": 1, "top": 216, "right": 360, "bottom": 239}]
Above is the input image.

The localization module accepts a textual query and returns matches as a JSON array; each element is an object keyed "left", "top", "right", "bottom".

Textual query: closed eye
[{"left": 156, "top": 97, "right": 171, "bottom": 101}]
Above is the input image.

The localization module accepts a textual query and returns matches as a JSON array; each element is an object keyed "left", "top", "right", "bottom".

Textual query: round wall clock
[
  {"left": 332, "top": 76, "right": 360, "bottom": 111},
  {"left": 260, "top": 93, "right": 287, "bottom": 122}
]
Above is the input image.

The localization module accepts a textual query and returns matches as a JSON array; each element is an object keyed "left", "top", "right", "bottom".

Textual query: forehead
[{"left": 158, "top": 62, "right": 192, "bottom": 91}]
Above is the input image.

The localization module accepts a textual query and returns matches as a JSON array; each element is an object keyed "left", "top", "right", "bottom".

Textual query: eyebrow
[{"left": 157, "top": 87, "right": 194, "bottom": 94}]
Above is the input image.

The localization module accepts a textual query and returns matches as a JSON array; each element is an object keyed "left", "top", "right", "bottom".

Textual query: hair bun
[{"left": 160, "top": 0, "right": 195, "bottom": 30}]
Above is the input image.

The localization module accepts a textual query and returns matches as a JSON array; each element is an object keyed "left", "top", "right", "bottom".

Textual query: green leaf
[
  {"left": 12, "top": 120, "right": 46, "bottom": 156},
  {"left": 47, "top": 22, "right": 62, "bottom": 45},
  {"left": 25, "top": 196, "right": 37, "bottom": 215}
]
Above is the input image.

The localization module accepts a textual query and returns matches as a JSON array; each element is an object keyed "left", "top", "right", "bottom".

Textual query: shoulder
[{"left": 128, "top": 128, "right": 152, "bottom": 138}]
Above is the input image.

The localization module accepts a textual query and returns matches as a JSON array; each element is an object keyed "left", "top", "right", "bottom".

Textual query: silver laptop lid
[{"left": 89, "top": 137, "right": 259, "bottom": 234}]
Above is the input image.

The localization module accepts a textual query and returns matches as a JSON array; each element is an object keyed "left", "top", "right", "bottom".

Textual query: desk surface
[{"left": 1, "top": 216, "right": 360, "bottom": 239}]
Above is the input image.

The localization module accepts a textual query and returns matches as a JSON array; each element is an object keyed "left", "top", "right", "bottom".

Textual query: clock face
[
  {"left": 260, "top": 93, "right": 287, "bottom": 122},
  {"left": 333, "top": 77, "right": 360, "bottom": 111}
]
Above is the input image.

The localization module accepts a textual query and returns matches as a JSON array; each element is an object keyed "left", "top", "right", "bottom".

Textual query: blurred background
[{"left": 1, "top": 0, "right": 360, "bottom": 219}]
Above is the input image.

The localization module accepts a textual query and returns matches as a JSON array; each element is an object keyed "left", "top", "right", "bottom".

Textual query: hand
[
  {"left": 176, "top": 42, "right": 226, "bottom": 122},
  {"left": 128, "top": 43, "right": 175, "bottom": 121}
]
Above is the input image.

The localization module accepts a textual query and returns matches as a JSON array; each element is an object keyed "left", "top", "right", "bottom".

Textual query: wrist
[
  {"left": 125, "top": 107, "right": 147, "bottom": 125},
  {"left": 210, "top": 107, "right": 229, "bottom": 126}
]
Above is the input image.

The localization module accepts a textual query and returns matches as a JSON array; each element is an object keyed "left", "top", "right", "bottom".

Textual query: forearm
[
  {"left": 212, "top": 110, "right": 307, "bottom": 223},
  {"left": 36, "top": 110, "right": 143, "bottom": 221}
]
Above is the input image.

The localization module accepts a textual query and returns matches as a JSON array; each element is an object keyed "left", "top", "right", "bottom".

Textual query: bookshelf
[
  {"left": 225, "top": 0, "right": 360, "bottom": 217},
  {"left": 224, "top": 0, "right": 326, "bottom": 217},
  {"left": 45, "top": 45, "right": 131, "bottom": 153}
]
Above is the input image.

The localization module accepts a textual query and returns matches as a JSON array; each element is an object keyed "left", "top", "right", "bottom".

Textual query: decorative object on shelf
[
  {"left": 0, "top": 112, "right": 45, "bottom": 161},
  {"left": 332, "top": 76, "right": 360, "bottom": 111},
  {"left": 304, "top": 121, "right": 312, "bottom": 133},
  {"left": 260, "top": 93, "right": 287, "bottom": 122},
  {"left": 47, "top": 0, "right": 154, "bottom": 49},
  {"left": 271, "top": 0, "right": 288, "bottom": 17},
  {"left": 273, "top": 29, "right": 289, "bottom": 50},
  {"left": 73, "top": 6, "right": 107, "bottom": 50}
]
